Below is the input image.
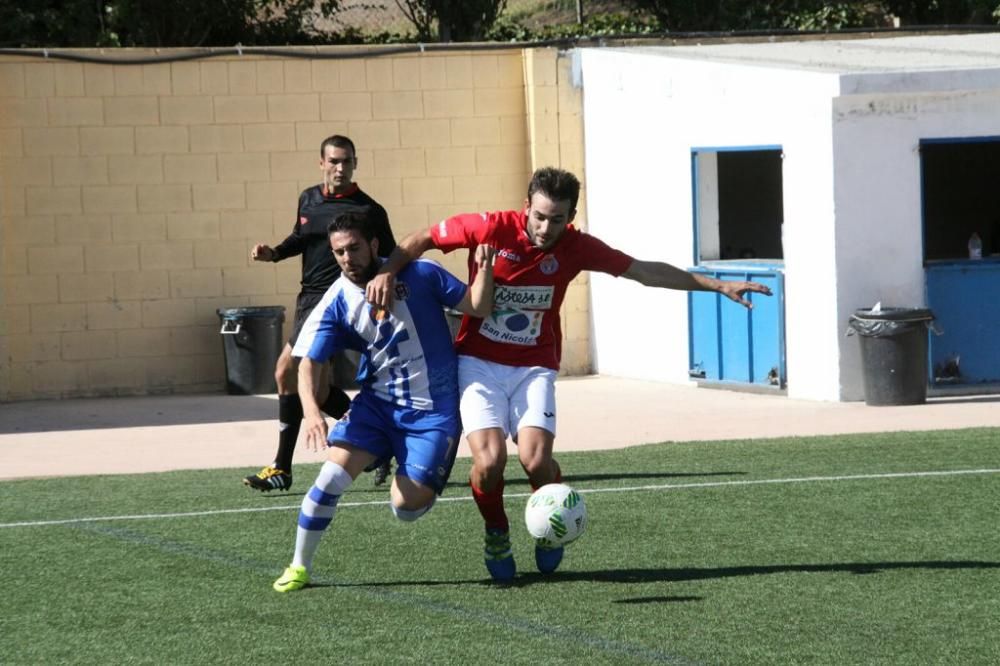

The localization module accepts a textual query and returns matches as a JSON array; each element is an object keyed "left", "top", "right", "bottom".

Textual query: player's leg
[
  {"left": 459, "top": 355, "right": 517, "bottom": 582},
  {"left": 467, "top": 428, "right": 517, "bottom": 582},
  {"left": 389, "top": 474, "right": 437, "bottom": 521},
  {"left": 273, "top": 442, "right": 376, "bottom": 592},
  {"left": 244, "top": 343, "right": 299, "bottom": 491},
  {"left": 274, "top": 392, "right": 386, "bottom": 592},
  {"left": 511, "top": 366, "right": 561, "bottom": 486},
  {"left": 511, "top": 366, "right": 564, "bottom": 574},
  {"left": 387, "top": 411, "right": 461, "bottom": 522}
]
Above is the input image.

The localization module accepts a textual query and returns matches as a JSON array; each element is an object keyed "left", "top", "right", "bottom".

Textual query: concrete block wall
[{"left": 0, "top": 46, "right": 589, "bottom": 401}]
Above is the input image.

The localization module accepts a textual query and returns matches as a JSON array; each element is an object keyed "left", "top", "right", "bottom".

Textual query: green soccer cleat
[
  {"left": 273, "top": 565, "right": 309, "bottom": 592},
  {"left": 243, "top": 465, "right": 292, "bottom": 492}
]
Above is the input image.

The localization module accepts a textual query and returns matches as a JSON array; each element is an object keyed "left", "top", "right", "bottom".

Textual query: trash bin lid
[
  {"left": 851, "top": 307, "right": 933, "bottom": 322},
  {"left": 217, "top": 306, "right": 286, "bottom": 319}
]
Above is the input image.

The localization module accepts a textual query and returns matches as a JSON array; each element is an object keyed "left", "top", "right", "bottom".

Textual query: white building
[{"left": 580, "top": 34, "right": 1000, "bottom": 401}]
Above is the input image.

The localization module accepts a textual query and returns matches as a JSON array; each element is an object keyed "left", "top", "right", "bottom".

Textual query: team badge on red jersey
[{"left": 540, "top": 254, "right": 559, "bottom": 275}]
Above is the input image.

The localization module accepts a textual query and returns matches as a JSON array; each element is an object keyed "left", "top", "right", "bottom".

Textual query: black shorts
[{"left": 288, "top": 292, "right": 325, "bottom": 347}]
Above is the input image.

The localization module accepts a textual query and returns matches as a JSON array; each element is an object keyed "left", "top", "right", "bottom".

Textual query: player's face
[
  {"left": 320, "top": 145, "right": 357, "bottom": 195},
  {"left": 525, "top": 192, "right": 575, "bottom": 251},
  {"left": 330, "top": 229, "right": 378, "bottom": 285}
]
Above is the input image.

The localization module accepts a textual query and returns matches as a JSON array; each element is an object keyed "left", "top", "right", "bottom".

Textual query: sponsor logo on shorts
[{"left": 544, "top": 411, "right": 554, "bottom": 418}]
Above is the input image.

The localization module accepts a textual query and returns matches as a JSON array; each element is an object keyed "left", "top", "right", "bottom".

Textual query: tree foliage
[
  {"left": 622, "top": 0, "right": 1000, "bottom": 31},
  {"left": 394, "top": 0, "right": 507, "bottom": 41},
  {"left": 2, "top": 0, "right": 998, "bottom": 48},
  {"left": 0, "top": 0, "right": 346, "bottom": 47}
]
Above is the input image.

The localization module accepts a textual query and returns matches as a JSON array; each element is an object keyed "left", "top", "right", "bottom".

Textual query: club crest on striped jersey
[{"left": 394, "top": 282, "right": 411, "bottom": 301}]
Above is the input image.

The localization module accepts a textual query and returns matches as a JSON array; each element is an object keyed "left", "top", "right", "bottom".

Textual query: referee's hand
[{"left": 251, "top": 244, "right": 274, "bottom": 262}]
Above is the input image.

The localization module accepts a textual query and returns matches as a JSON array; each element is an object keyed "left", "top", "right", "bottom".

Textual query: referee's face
[
  {"left": 320, "top": 144, "right": 357, "bottom": 195},
  {"left": 330, "top": 229, "right": 378, "bottom": 285}
]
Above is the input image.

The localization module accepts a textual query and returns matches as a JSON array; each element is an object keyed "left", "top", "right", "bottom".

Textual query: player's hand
[
  {"left": 251, "top": 244, "right": 274, "bottom": 262},
  {"left": 303, "top": 412, "right": 329, "bottom": 452},
  {"left": 474, "top": 244, "right": 496, "bottom": 273},
  {"left": 366, "top": 272, "right": 396, "bottom": 310},
  {"left": 719, "top": 280, "right": 772, "bottom": 309}
]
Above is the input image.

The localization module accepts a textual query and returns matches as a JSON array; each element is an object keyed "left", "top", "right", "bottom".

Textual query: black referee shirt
[{"left": 272, "top": 184, "right": 396, "bottom": 295}]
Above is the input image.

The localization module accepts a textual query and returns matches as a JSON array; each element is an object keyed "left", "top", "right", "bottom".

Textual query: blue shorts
[{"left": 328, "top": 391, "right": 461, "bottom": 495}]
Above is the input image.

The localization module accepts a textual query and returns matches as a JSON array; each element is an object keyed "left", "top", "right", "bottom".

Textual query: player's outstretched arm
[
  {"left": 366, "top": 227, "right": 436, "bottom": 309},
  {"left": 455, "top": 244, "right": 496, "bottom": 318},
  {"left": 298, "top": 356, "right": 329, "bottom": 451},
  {"left": 622, "top": 259, "right": 772, "bottom": 309}
]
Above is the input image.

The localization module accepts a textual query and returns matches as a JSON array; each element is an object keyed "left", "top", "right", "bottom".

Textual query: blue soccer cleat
[
  {"left": 534, "top": 544, "right": 564, "bottom": 574},
  {"left": 484, "top": 528, "right": 516, "bottom": 582}
]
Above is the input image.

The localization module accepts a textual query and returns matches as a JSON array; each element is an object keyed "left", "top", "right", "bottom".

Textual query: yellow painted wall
[{"left": 0, "top": 46, "right": 587, "bottom": 401}]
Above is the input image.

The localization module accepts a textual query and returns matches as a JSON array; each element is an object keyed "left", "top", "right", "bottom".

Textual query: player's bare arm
[
  {"left": 622, "top": 259, "right": 772, "bottom": 308},
  {"left": 297, "top": 356, "right": 329, "bottom": 451},
  {"left": 455, "top": 244, "right": 496, "bottom": 318},
  {"left": 366, "top": 227, "right": 436, "bottom": 309},
  {"left": 251, "top": 243, "right": 275, "bottom": 261}
]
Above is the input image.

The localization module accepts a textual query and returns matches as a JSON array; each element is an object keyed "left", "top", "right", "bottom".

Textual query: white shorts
[{"left": 458, "top": 355, "right": 557, "bottom": 439}]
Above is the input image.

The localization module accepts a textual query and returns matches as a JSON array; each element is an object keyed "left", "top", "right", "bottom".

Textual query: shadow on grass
[
  {"left": 329, "top": 560, "right": 999, "bottom": 592},
  {"left": 520, "top": 560, "right": 1000, "bottom": 585},
  {"left": 614, "top": 596, "right": 704, "bottom": 604}
]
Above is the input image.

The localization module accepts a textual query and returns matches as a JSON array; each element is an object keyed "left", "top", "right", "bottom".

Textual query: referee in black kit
[{"left": 243, "top": 134, "right": 396, "bottom": 492}]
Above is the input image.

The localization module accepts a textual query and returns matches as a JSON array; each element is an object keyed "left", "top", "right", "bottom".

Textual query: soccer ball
[{"left": 524, "top": 483, "right": 587, "bottom": 548}]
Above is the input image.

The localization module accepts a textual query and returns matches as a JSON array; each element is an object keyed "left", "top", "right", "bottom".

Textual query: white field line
[{"left": 2, "top": 467, "right": 999, "bottom": 529}]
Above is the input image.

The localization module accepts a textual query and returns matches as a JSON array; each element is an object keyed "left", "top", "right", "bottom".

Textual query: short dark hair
[
  {"left": 328, "top": 210, "right": 374, "bottom": 241},
  {"left": 320, "top": 134, "right": 356, "bottom": 158},
  {"left": 527, "top": 167, "right": 580, "bottom": 212}
]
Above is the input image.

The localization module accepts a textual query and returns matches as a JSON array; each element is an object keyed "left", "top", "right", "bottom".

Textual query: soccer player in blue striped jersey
[{"left": 273, "top": 211, "right": 495, "bottom": 592}]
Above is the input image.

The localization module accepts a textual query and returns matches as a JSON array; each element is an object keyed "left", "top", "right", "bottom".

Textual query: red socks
[{"left": 471, "top": 479, "right": 509, "bottom": 532}]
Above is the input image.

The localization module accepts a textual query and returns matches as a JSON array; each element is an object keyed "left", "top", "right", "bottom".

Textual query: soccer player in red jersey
[{"left": 366, "top": 167, "right": 772, "bottom": 582}]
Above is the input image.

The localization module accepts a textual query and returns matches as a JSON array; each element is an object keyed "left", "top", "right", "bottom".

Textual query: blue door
[
  {"left": 926, "top": 261, "right": 1000, "bottom": 385},
  {"left": 688, "top": 262, "right": 786, "bottom": 387}
]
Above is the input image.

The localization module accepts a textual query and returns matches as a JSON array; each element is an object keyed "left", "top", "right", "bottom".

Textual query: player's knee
[
  {"left": 521, "top": 455, "right": 555, "bottom": 484},
  {"left": 473, "top": 446, "right": 506, "bottom": 476},
  {"left": 391, "top": 497, "right": 435, "bottom": 522}
]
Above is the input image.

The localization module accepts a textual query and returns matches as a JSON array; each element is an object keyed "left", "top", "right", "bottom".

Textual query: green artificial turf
[{"left": 2, "top": 428, "right": 998, "bottom": 664}]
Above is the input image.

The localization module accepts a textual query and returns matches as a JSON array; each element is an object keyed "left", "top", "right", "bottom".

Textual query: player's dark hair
[
  {"left": 320, "top": 134, "right": 356, "bottom": 158},
  {"left": 328, "top": 210, "right": 374, "bottom": 241},
  {"left": 527, "top": 167, "right": 580, "bottom": 212}
]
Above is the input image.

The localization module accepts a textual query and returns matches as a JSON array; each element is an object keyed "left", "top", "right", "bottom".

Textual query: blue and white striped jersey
[{"left": 292, "top": 259, "right": 467, "bottom": 411}]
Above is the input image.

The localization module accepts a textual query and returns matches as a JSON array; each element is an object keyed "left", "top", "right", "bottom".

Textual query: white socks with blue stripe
[{"left": 291, "top": 461, "right": 353, "bottom": 571}]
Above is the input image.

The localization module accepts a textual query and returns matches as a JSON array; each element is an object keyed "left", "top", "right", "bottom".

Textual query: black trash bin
[
  {"left": 848, "top": 307, "right": 934, "bottom": 406},
  {"left": 217, "top": 306, "right": 286, "bottom": 395}
]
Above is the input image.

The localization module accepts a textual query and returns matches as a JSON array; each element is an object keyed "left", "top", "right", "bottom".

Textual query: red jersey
[{"left": 430, "top": 210, "right": 634, "bottom": 370}]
